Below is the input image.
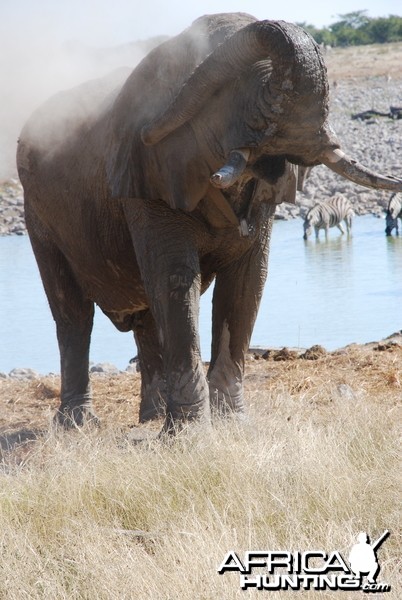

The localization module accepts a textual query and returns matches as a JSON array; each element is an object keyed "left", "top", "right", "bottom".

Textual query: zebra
[
  {"left": 385, "top": 193, "right": 402, "bottom": 236},
  {"left": 303, "top": 195, "right": 354, "bottom": 240}
]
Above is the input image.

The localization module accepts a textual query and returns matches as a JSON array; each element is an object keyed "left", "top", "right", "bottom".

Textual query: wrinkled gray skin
[{"left": 17, "top": 13, "right": 402, "bottom": 432}]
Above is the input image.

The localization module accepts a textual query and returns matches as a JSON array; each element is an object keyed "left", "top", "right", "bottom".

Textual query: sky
[
  {"left": 2, "top": 0, "right": 401, "bottom": 46},
  {"left": 1, "top": 0, "right": 401, "bottom": 177}
]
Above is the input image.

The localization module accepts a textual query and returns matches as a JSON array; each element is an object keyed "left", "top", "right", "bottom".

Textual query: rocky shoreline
[
  {"left": 1, "top": 331, "right": 401, "bottom": 381},
  {"left": 1, "top": 76, "right": 402, "bottom": 233},
  {"left": 0, "top": 178, "right": 25, "bottom": 236},
  {"left": 0, "top": 361, "right": 138, "bottom": 381}
]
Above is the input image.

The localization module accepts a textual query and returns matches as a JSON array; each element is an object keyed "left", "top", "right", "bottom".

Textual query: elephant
[{"left": 17, "top": 13, "right": 402, "bottom": 433}]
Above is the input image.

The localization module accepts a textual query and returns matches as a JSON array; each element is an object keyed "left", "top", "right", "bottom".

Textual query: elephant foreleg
[
  {"left": 149, "top": 263, "right": 210, "bottom": 432},
  {"left": 133, "top": 309, "right": 167, "bottom": 422},
  {"left": 124, "top": 201, "right": 210, "bottom": 433}
]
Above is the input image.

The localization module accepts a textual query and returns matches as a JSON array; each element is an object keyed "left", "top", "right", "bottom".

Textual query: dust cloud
[{"left": 0, "top": 22, "right": 167, "bottom": 179}]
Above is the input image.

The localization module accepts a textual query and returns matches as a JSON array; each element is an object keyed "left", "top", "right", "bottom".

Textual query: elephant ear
[
  {"left": 105, "top": 13, "right": 258, "bottom": 208},
  {"left": 105, "top": 112, "right": 212, "bottom": 211}
]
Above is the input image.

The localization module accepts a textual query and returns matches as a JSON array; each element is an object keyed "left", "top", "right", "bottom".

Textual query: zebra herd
[{"left": 302, "top": 192, "right": 402, "bottom": 240}]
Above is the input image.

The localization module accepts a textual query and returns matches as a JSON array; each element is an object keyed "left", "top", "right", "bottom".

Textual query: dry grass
[
  {"left": 325, "top": 41, "right": 402, "bottom": 80},
  {"left": 0, "top": 341, "right": 401, "bottom": 599}
]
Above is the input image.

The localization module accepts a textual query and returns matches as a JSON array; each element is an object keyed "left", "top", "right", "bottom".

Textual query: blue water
[{"left": 0, "top": 215, "right": 401, "bottom": 374}]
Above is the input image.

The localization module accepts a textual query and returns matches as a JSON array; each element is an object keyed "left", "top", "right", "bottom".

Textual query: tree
[
  {"left": 334, "top": 11, "right": 370, "bottom": 29},
  {"left": 329, "top": 12, "right": 371, "bottom": 46},
  {"left": 298, "top": 22, "right": 334, "bottom": 46},
  {"left": 367, "top": 16, "right": 402, "bottom": 43},
  {"left": 300, "top": 12, "right": 402, "bottom": 46}
]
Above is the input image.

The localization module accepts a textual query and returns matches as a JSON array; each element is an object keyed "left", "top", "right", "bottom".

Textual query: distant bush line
[{"left": 299, "top": 11, "right": 402, "bottom": 47}]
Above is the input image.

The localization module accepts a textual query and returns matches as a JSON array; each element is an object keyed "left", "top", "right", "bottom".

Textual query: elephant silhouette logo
[{"left": 348, "top": 530, "right": 390, "bottom": 584}]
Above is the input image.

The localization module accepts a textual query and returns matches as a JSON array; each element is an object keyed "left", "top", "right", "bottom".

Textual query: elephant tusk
[
  {"left": 321, "top": 149, "right": 402, "bottom": 191},
  {"left": 210, "top": 149, "right": 250, "bottom": 188}
]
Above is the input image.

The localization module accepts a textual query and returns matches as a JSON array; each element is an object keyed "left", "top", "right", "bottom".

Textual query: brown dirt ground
[
  {"left": 1, "top": 338, "right": 401, "bottom": 453},
  {"left": 325, "top": 41, "right": 402, "bottom": 80}
]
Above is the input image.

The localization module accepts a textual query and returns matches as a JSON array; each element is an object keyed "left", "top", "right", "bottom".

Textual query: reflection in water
[
  {"left": 0, "top": 215, "right": 400, "bottom": 373},
  {"left": 385, "top": 236, "right": 402, "bottom": 296},
  {"left": 303, "top": 234, "right": 353, "bottom": 291}
]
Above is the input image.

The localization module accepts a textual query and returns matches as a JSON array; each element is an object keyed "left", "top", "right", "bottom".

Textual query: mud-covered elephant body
[{"left": 17, "top": 13, "right": 402, "bottom": 432}]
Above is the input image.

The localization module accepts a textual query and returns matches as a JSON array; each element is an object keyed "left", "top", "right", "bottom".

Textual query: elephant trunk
[
  {"left": 321, "top": 149, "right": 402, "bottom": 192},
  {"left": 141, "top": 20, "right": 326, "bottom": 146}
]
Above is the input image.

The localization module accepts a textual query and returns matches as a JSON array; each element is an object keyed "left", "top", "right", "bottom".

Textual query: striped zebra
[
  {"left": 303, "top": 195, "right": 354, "bottom": 240},
  {"left": 385, "top": 193, "right": 402, "bottom": 236}
]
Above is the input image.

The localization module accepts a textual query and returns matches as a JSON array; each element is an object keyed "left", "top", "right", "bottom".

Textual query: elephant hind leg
[
  {"left": 208, "top": 320, "right": 244, "bottom": 417},
  {"left": 208, "top": 236, "right": 271, "bottom": 418},
  {"left": 133, "top": 309, "right": 167, "bottom": 423},
  {"left": 26, "top": 215, "right": 96, "bottom": 427}
]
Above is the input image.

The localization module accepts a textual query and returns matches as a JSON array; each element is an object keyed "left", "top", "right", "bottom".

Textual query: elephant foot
[
  {"left": 154, "top": 367, "right": 211, "bottom": 435},
  {"left": 138, "top": 380, "right": 167, "bottom": 423},
  {"left": 209, "top": 384, "right": 245, "bottom": 419},
  {"left": 139, "top": 403, "right": 165, "bottom": 423},
  {"left": 159, "top": 400, "right": 211, "bottom": 436},
  {"left": 54, "top": 403, "right": 99, "bottom": 429}
]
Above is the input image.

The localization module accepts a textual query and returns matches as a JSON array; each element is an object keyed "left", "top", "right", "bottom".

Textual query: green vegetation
[{"left": 298, "top": 11, "right": 402, "bottom": 47}]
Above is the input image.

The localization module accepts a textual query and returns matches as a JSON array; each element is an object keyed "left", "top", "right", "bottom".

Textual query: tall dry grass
[{"left": 0, "top": 379, "right": 400, "bottom": 599}]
